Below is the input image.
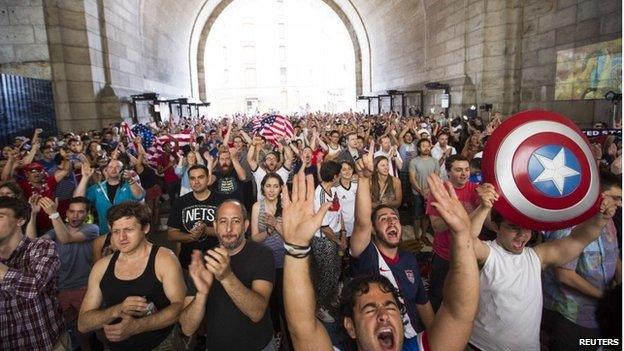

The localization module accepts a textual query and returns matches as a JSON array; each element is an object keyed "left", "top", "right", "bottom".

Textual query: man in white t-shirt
[
  {"left": 374, "top": 135, "right": 403, "bottom": 177},
  {"left": 248, "top": 139, "right": 293, "bottom": 201},
  {"left": 467, "top": 183, "right": 618, "bottom": 351},
  {"left": 430, "top": 132, "right": 456, "bottom": 180}
]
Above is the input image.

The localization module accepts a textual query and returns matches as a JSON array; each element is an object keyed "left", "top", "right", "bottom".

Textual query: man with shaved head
[
  {"left": 74, "top": 159, "right": 145, "bottom": 234},
  {"left": 180, "top": 199, "right": 276, "bottom": 350}
]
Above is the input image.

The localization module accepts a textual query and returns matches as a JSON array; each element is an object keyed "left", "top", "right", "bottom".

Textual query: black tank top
[{"left": 100, "top": 245, "right": 172, "bottom": 351}]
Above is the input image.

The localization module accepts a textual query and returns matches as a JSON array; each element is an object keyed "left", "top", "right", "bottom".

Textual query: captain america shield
[{"left": 482, "top": 110, "right": 601, "bottom": 230}]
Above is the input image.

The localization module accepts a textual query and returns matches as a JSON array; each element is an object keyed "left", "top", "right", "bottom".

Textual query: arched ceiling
[{"left": 139, "top": 0, "right": 428, "bottom": 99}]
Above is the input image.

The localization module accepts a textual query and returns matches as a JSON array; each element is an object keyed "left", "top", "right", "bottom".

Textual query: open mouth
[
  {"left": 511, "top": 240, "right": 525, "bottom": 251},
  {"left": 377, "top": 328, "right": 395, "bottom": 350},
  {"left": 386, "top": 227, "right": 398, "bottom": 239}
]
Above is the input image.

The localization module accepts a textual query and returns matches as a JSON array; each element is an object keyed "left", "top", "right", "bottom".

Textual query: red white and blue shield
[{"left": 482, "top": 110, "right": 601, "bottom": 230}]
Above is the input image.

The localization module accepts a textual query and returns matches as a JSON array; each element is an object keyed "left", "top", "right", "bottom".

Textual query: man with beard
[
  {"left": 78, "top": 201, "right": 186, "bottom": 350},
  {"left": 350, "top": 141, "right": 434, "bottom": 335},
  {"left": 74, "top": 159, "right": 145, "bottom": 235},
  {"left": 211, "top": 146, "right": 248, "bottom": 203},
  {"left": 248, "top": 137, "right": 293, "bottom": 201},
  {"left": 28, "top": 196, "right": 99, "bottom": 350},
  {"left": 282, "top": 170, "right": 479, "bottom": 351},
  {"left": 408, "top": 138, "right": 439, "bottom": 245},
  {"left": 167, "top": 164, "right": 224, "bottom": 269},
  {"left": 180, "top": 199, "right": 275, "bottom": 350}
]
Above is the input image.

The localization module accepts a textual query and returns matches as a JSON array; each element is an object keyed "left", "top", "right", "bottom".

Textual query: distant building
[{"left": 204, "top": 0, "right": 356, "bottom": 115}]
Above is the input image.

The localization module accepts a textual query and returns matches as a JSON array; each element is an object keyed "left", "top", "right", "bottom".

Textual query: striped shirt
[
  {"left": 258, "top": 200, "right": 285, "bottom": 269},
  {"left": 0, "top": 236, "right": 64, "bottom": 350}
]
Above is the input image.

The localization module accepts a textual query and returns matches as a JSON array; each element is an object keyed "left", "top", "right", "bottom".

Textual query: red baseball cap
[{"left": 23, "top": 162, "right": 44, "bottom": 172}]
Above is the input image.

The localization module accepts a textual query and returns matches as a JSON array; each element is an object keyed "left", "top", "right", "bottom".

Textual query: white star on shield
[{"left": 532, "top": 147, "right": 580, "bottom": 196}]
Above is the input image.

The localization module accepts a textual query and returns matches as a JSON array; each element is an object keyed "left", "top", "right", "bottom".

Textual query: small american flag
[
  {"left": 157, "top": 134, "right": 193, "bottom": 147},
  {"left": 256, "top": 115, "right": 294, "bottom": 144},
  {"left": 121, "top": 122, "right": 136, "bottom": 139}
]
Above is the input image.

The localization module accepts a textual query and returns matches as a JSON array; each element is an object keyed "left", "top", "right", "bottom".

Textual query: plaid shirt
[{"left": 0, "top": 236, "right": 64, "bottom": 350}]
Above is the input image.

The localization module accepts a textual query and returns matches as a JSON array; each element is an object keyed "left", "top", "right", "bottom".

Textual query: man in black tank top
[
  {"left": 77, "top": 202, "right": 186, "bottom": 351},
  {"left": 180, "top": 199, "right": 276, "bottom": 350}
]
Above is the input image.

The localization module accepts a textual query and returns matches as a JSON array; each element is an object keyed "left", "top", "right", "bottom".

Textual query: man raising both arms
[
  {"left": 281, "top": 170, "right": 479, "bottom": 351},
  {"left": 350, "top": 140, "right": 434, "bottom": 335},
  {"left": 467, "top": 183, "right": 618, "bottom": 351}
]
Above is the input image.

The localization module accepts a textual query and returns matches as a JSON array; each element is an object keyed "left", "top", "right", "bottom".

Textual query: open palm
[
  {"left": 281, "top": 171, "right": 330, "bottom": 247},
  {"left": 427, "top": 174, "right": 471, "bottom": 235}
]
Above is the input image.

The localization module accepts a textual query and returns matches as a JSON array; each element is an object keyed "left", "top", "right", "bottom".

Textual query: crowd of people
[{"left": 0, "top": 110, "right": 621, "bottom": 351}]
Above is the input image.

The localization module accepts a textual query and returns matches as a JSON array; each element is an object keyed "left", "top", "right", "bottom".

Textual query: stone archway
[{"left": 188, "top": 0, "right": 371, "bottom": 101}]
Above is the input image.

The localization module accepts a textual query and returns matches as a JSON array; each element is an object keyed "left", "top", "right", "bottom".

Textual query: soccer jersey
[
  {"left": 313, "top": 185, "right": 341, "bottom": 237},
  {"left": 333, "top": 180, "right": 357, "bottom": 237},
  {"left": 351, "top": 242, "right": 429, "bottom": 333}
]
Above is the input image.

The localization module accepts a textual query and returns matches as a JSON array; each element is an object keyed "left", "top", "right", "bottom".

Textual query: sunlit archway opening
[{"left": 203, "top": 0, "right": 356, "bottom": 116}]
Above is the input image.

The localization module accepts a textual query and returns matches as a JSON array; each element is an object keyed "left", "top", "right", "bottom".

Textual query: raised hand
[
  {"left": 229, "top": 147, "right": 238, "bottom": 159},
  {"left": 476, "top": 183, "right": 499, "bottom": 209},
  {"left": 189, "top": 221, "right": 207, "bottom": 241},
  {"left": 204, "top": 247, "right": 232, "bottom": 281},
  {"left": 599, "top": 194, "right": 617, "bottom": 220},
  {"left": 355, "top": 139, "right": 374, "bottom": 179},
  {"left": 38, "top": 196, "right": 58, "bottom": 216},
  {"left": 265, "top": 213, "right": 277, "bottom": 228},
  {"left": 281, "top": 170, "right": 331, "bottom": 247},
  {"left": 81, "top": 162, "right": 94, "bottom": 179},
  {"left": 189, "top": 250, "right": 214, "bottom": 295},
  {"left": 427, "top": 174, "right": 471, "bottom": 236},
  {"left": 28, "top": 194, "right": 42, "bottom": 214}
]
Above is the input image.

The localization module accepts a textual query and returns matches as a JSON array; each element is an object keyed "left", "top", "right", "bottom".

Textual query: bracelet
[
  {"left": 285, "top": 250, "right": 311, "bottom": 259},
  {"left": 48, "top": 212, "right": 60, "bottom": 220},
  {"left": 283, "top": 242, "right": 312, "bottom": 258},
  {"left": 283, "top": 241, "right": 310, "bottom": 250}
]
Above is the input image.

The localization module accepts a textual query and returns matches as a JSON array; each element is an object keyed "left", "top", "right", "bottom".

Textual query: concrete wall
[
  {"left": 0, "top": 0, "right": 50, "bottom": 79},
  {"left": 352, "top": 0, "right": 621, "bottom": 124},
  {"left": 519, "top": 0, "right": 621, "bottom": 125}
]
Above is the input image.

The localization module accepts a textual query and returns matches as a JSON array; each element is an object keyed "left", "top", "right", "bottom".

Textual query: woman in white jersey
[{"left": 334, "top": 161, "right": 358, "bottom": 238}]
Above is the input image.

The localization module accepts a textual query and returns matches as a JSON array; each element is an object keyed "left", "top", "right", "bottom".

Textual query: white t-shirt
[
  {"left": 431, "top": 143, "right": 457, "bottom": 180},
  {"left": 333, "top": 180, "right": 358, "bottom": 237},
  {"left": 469, "top": 240, "right": 543, "bottom": 351},
  {"left": 252, "top": 166, "right": 290, "bottom": 201},
  {"left": 326, "top": 144, "right": 343, "bottom": 158},
  {"left": 314, "top": 185, "right": 342, "bottom": 238}
]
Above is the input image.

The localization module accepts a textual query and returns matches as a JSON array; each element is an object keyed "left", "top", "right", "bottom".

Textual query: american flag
[
  {"left": 121, "top": 122, "right": 136, "bottom": 139},
  {"left": 157, "top": 134, "right": 193, "bottom": 147},
  {"left": 128, "top": 124, "right": 192, "bottom": 165},
  {"left": 256, "top": 115, "right": 294, "bottom": 144}
]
